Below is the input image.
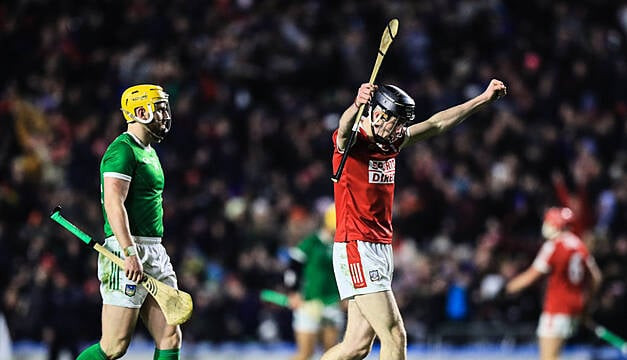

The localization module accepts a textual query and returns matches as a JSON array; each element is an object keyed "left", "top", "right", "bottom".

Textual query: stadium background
[{"left": 0, "top": 0, "right": 626, "bottom": 359}]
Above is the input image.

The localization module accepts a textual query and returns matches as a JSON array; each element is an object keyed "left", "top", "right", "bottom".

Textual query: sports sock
[
  {"left": 76, "top": 343, "right": 107, "bottom": 360},
  {"left": 153, "top": 348, "right": 180, "bottom": 360}
]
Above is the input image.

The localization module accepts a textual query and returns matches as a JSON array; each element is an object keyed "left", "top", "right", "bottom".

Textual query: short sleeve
[
  {"left": 332, "top": 129, "right": 344, "bottom": 154},
  {"left": 532, "top": 241, "right": 555, "bottom": 274},
  {"left": 101, "top": 141, "right": 135, "bottom": 182},
  {"left": 333, "top": 128, "right": 365, "bottom": 154}
]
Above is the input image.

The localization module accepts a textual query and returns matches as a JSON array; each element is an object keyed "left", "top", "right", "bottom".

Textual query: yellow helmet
[
  {"left": 120, "top": 84, "right": 170, "bottom": 125},
  {"left": 323, "top": 203, "right": 336, "bottom": 232}
]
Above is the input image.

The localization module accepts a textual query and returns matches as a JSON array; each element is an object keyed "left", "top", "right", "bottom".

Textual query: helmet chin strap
[
  {"left": 371, "top": 123, "right": 398, "bottom": 153},
  {"left": 373, "top": 134, "right": 398, "bottom": 152},
  {"left": 142, "top": 123, "right": 164, "bottom": 143},
  {"left": 370, "top": 112, "right": 401, "bottom": 153},
  {"left": 123, "top": 105, "right": 169, "bottom": 142}
]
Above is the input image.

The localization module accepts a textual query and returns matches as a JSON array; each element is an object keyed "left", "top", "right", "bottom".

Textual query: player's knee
[
  {"left": 347, "top": 345, "right": 371, "bottom": 359},
  {"left": 379, "top": 322, "right": 407, "bottom": 349},
  {"left": 157, "top": 326, "right": 182, "bottom": 349},
  {"left": 298, "top": 346, "right": 315, "bottom": 359},
  {"left": 101, "top": 338, "right": 130, "bottom": 359},
  {"left": 343, "top": 339, "right": 372, "bottom": 359},
  {"left": 391, "top": 322, "right": 407, "bottom": 347},
  {"left": 292, "top": 348, "right": 315, "bottom": 360}
]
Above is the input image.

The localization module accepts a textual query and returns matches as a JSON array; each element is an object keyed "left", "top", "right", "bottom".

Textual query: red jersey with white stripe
[
  {"left": 532, "top": 231, "right": 591, "bottom": 315},
  {"left": 332, "top": 128, "right": 403, "bottom": 244}
]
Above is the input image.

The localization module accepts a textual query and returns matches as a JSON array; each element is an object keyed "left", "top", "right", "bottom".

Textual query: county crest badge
[
  {"left": 125, "top": 284, "right": 137, "bottom": 297},
  {"left": 369, "top": 270, "right": 380, "bottom": 282}
]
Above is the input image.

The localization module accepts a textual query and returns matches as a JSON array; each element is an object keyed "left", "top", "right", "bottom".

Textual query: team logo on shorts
[
  {"left": 125, "top": 284, "right": 137, "bottom": 297},
  {"left": 369, "top": 270, "right": 381, "bottom": 282}
]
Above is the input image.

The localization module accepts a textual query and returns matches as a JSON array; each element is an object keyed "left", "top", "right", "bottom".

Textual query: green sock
[
  {"left": 153, "top": 348, "right": 180, "bottom": 360},
  {"left": 77, "top": 343, "right": 107, "bottom": 360}
]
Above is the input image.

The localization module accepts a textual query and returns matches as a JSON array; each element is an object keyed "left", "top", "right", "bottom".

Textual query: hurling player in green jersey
[
  {"left": 284, "top": 204, "right": 344, "bottom": 360},
  {"left": 77, "top": 85, "right": 181, "bottom": 360}
]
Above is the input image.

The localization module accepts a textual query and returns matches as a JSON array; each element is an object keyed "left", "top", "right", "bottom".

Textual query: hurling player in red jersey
[
  {"left": 506, "top": 207, "right": 602, "bottom": 360},
  {"left": 323, "top": 79, "right": 507, "bottom": 360}
]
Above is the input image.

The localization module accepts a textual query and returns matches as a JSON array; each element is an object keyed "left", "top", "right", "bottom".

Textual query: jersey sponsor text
[{"left": 368, "top": 159, "right": 395, "bottom": 184}]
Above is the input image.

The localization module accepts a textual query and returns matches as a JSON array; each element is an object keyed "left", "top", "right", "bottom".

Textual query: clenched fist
[
  {"left": 483, "top": 79, "right": 507, "bottom": 101},
  {"left": 354, "top": 83, "right": 377, "bottom": 108}
]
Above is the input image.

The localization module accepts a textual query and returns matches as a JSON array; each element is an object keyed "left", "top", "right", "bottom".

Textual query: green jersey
[
  {"left": 100, "top": 132, "right": 164, "bottom": 238},
  {"left": 294, "top": 232, "right": 339, "bottom": 305}
]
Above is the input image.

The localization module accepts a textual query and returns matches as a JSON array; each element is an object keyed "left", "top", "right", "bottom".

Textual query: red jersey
[
  {"left": 332, "top": 128, "right": 404, "bottom": 244},
  {"left": 532, "top": 231, "right": 591, "bottom": 315}
]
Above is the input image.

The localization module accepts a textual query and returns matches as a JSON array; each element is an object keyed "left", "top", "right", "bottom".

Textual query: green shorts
[{"left": 98, "top": 236, "right": 177, "bottom": 308}]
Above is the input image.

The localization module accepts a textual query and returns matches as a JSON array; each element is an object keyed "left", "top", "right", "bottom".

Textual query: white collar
[{"left": 125, "top": 131, "right": 150, "bottom": 150}]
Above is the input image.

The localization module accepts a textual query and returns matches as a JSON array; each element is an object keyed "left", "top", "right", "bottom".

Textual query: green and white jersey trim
[
  {"left": 125, "top": 131, "right": 149, "bottom": 149},
  {"left": 103, "top": 172, "right": 132, "bottom": 181},
  {"left": 288, "top": 247, "right": 307, "bottom": 263}
]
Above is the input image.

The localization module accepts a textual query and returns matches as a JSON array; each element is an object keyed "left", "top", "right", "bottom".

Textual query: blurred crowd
[{"left": 1, "top": 0, "right": 626, "bottom": 355}]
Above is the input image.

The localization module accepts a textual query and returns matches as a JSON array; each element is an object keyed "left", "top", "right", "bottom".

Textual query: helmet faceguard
[
  {"left": 369, "top": 85, "right": 415, "bottom": 151},
  {"left": 120, "top": 84, "right": 172, "bottom": 142},
  {"left": 143, "top": 100, "right": 171, "bottom": 143}
]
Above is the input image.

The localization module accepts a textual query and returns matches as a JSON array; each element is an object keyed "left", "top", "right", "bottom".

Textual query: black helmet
[
  {"left": 369, "top": 85, "right": 415, "bottom": 151},
  {"left": 372, "top": 85, "right": 415, "bottom": 124}
]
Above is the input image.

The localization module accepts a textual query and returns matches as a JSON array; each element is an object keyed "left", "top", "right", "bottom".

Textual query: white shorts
[
  {"left": 333, "top": 240, "right": 393, "bottom": 300},
  {"left": 537, "top": 312, "right": 580, "bottom": 339},
  {"left": 293, "top": 301, "right": 345, "bottom": 333},
  {"left": 98, "top": 236, "right": 177, "bottom": 308}
]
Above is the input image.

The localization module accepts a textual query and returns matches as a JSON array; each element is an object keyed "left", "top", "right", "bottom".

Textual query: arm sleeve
[
  {"left": 101, "top": 142, "right": 135, "bottom": 181},
  {"left": 532, "top": 241, "right": 556, "bottom": 274}
]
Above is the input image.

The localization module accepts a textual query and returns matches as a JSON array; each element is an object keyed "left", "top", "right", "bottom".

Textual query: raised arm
[
  {"left": 402, "top": 79, "right": 506, "bottom": 148},
  {"left": 336, "top": 83, "right": 376, "bottom": 152}
]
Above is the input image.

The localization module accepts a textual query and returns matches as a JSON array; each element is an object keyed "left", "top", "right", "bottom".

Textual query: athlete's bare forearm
[
  {"left": 404, "top": 93, "right": 490, "bottom": 146},
  {"left": 337, "top": 103, "right": 359, "bottom": 150},
  {"left": 586, "top": 257, "right": 603, "bottom": 295},
  {"left": 427, "top": 93, "right": 489, "bottom": 131},
  {"left": 404, "top": 79, "right": 506, "bottom": 147},
  {"left": 104, "top": 200, "right": 134, "bottom": 249},
  {"left": 506, "top": 267, "right": 542, "bottom": 295},
  {"left": 337, "top": 83, "right": 376, "bottom": 151},
  {"left": 104, "top": 182, "right": 144, "bottom": 282}
]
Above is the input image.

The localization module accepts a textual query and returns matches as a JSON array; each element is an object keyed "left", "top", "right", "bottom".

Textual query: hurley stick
[
  {"left": 584, "top": 319, "right": 627, "bottom": 354},
  {"left": 260, "top": 289, "right": 289, "bottom": 307},
  {"left": 260, "top": 289, "right": 324, "bottom": 318},
  {"left": 331, "top": 18, "right": 399, "bottom": 182},
  {"left": 50, "top": 206, "right": 193, "bottom": 325}
]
